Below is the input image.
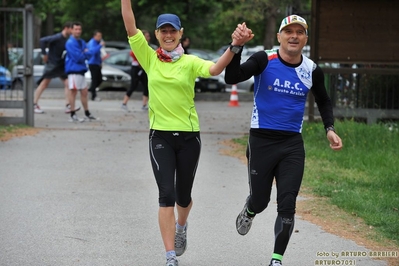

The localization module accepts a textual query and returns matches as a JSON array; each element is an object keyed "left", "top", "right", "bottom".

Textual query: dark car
[
  {"left": 187, "top": 48, "right": 225, "bottom": 92},
  {"left": 195, "top": 75, "right": 225, "bottom": 93}
]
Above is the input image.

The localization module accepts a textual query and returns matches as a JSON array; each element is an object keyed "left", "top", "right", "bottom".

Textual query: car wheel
[{"left": 12, "top": 79, "right": 23, "bottom": 90}]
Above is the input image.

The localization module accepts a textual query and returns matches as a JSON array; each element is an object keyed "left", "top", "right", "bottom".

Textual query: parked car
[
  {"left": 0, "top": 65, "right": 12, "bottom": 89},
  {"left": 86, "top": 64, "right": 130, "bottom": 91},
  {"left": 187, "top": 48, "right": 220, "bottom": 61},
  {"left": 188, "top": 49, "right": 225, "bottom": 92},
  {"left": 11, "top": 48, "right": 131, "bottom": 91},
  {"left": 103, "top": 41, "right": 130, "bottom": 50},
  {"left": 216, "top": 45, "right": 249, "bottom": 56},
  {"left": 103, "top": 49, "right": 132, "bottom": 74},
  {"left": 104, "top": 48, "right": 225, "bottom": 92},
  {"left": 219, "top": 55, "right": 254, "bottom": 92},
  {"left": 195, "top": 76, "right": 225, "bottom": 93},
  {"left": 105, "top": 40, "right": 158, "bottom": 51},
  {"left": 7, "top": 47, "right": 23, "bottom": 69},
  {"left": 101, "top": 47, "right": 118, "bottom": 60}
]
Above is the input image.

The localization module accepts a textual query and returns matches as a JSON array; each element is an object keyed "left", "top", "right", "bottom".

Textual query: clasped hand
[{"left": 231, "top": 22, "right": 254, "bottom": 46}]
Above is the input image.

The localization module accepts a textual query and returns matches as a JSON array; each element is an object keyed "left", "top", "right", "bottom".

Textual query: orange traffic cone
[{"left": 228, "top": 84, "right": 240, "bottom": 107}]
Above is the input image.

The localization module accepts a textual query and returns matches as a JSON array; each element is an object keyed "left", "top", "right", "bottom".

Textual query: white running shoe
[
  {"left": 121, "top": 104, "right": 129, "bottom": 112},
  {"left": 236, "top": 196, "right": 255, "bottom": 235},
  {"left": 175, "top": 222, "right": 187, "bottom": 256},
  {"left": 69, "top": 114, "right": 84, "bottom": 123},
  {"left": 269, "top": 259, "right": 282, "bottom": 266},
  {"left": 84, "top": 114, "right": 99, "bottom": 121},
  {"left": 34, "top": 104, "right": 44, "bottom": 114},
  {"left": 165, "top": 257, "right": 178, "bottom": 266}
]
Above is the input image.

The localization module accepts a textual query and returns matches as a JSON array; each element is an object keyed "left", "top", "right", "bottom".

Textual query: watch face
[{"left": 231, "top": 46, "right": 241, "bottom": 54}]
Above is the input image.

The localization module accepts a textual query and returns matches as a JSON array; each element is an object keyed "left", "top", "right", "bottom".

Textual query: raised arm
[
  {"left": 209, "top": 22, "right": 254, "bottom": 76},
  {"left": 121, "top": 0, "right": 139, "bottom": 37}
]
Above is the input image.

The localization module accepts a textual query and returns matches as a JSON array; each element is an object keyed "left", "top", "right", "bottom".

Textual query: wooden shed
[
  {"left": 310, "top": 0, "right": 398, "bottom": 64},
  {"left": 308, "top": 0, "right": 399, "bottom": 123}
]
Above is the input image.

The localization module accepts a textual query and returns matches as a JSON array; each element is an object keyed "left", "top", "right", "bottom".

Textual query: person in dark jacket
[
  {"left": 87, "top": 30, "right": 105, "bottom": 101},
  {"left": 65, "top": 22, "right": 99, "bottom": 122},
  {"left": 181, "top": 36, "right": 190, "bottom": 54},
  {"left": 121, "top": 29, "right": 151, "bottom": 112},
  {"left": 34, "top": 21, "right": 73, "bottom": 114}
]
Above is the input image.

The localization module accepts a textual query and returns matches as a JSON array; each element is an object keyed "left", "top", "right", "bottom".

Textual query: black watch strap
[
  {"left": 229, "top": 45, "right": 243, "bottom": 54},
  {"left": 326, "top": 126, "right": 335, "bottom": 134}
]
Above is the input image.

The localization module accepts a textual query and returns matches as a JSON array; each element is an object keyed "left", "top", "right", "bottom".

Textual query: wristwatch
[
  {"left": 229, "top": 45, "right": 243, "bottom": 54},
  {"left": 326, "top": 126, "right": 336, "bottom": 134}
]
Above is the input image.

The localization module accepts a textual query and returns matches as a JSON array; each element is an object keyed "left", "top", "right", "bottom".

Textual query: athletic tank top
[{"left": 252, "top": 49, "right": 316, "bottom": 133}]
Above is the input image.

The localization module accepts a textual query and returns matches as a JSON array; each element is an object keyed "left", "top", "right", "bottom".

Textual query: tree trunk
[
  {"left": 263, "top": 7, "right": 278, "bottom": 49},
  {"left": 46, "top": 12, "right": 54, "bottom": 35},
  {"left": 0, "top": 12, "right": 6, "bottom": 67},
  {"left": 35, "top": 16, "right": 42, "bottom": 48}
]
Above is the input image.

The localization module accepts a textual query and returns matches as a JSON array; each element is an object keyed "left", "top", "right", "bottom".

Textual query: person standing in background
[
  {"left": 34, "top": 21, "right": 73, "bottom": 114},
  {"left": 121, "top": 29, "right": 150, "bottom": 111},
  {"left": 87, "top": 30, "right": 105, "bottom": 102},
  {"left": 65, "top": 22, "right": 98, "bottom": 122},
  {"left": 181, "top": 36, "right": 190, "bottom": 54}
]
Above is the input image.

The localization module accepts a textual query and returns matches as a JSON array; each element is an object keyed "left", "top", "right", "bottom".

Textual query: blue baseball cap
[{"left": 156, "top": 14, "right": 181, "bottom": 30}]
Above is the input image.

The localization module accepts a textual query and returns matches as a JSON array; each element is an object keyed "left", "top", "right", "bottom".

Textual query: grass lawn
[
  {"left": 0, "top": 124, "right": 28, "bottom": 138},
  {"left": 302, "top": 120, "right": 399, "bottom": 244},
  {"left": 0, "top": 124, "right": 39, "bottom": 141},
  {"left": 231, "top": 120, "right": 399, "bottom": 246}
]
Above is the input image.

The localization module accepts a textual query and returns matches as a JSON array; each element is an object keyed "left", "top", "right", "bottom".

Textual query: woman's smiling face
[{"left": 155, "top": 25, "right": 183, "bottom": 51}]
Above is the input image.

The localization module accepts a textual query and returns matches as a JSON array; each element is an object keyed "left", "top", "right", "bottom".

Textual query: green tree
[{"left": 1, "top": 0, "right": 311, "bottom": 53}]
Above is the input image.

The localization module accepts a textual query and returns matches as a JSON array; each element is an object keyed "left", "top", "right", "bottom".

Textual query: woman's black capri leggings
[
  {"left": 149, "top": 130, "right": 201, "bottom": 207},
  {"left": 126, "top": 65, "right": 149, "bottom": 98}
]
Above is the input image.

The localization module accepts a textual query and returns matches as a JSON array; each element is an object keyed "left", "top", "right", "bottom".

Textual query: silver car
[
  {"left": 219, "top": 55, "right": 254, "bottom": 92},
  {"left": 11, "top": 48, "right": 130, "bottom": 91}
]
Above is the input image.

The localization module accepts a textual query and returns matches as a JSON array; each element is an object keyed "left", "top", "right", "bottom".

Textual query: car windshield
[
  {"left": 15, "top": 49, "right": 46, "bottom": 65},
  {"left": 187, "top": 48, "right": 220, "bottom": 61},
  {"left": 103, "top": 50, "right": 131, "bottom": 66}
]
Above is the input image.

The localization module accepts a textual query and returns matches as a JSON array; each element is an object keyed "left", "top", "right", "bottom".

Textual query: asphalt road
[{"left": 0, "top": 90, "right": 389, "bottom": 266}]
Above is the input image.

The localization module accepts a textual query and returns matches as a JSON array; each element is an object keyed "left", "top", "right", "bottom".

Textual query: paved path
[{"left": 0, "top": 94, "right": 388, "bottom": 265}]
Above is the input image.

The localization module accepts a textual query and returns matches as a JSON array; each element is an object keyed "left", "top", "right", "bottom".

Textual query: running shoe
[
  {"left": 69, "top": 114, "right": 84, "bottom": 123},
  {"left": 269, "top": 259, "right": 282, "bottom": 266},
  {"left": 34, "top": 104, "right": 44, "bottom": 114},
  {"left": 142, "top": 104, "right": 148, "bottom": 110},
  {"left": 65, "top": 105, "right": 81, "bottom": 114},
  {"left": 121, "top": 104, "right": 129, "bottom": 112},
  {"left": 236, "top": 196, "right": 255, "bottom": 235},
  {"left": 175, "top": 222, "right": 187, "bottom": 256},
  {"left": 165, "top": 257, "right": 178, "bottom": 266},
  {"left": 85, "top": 114, "right": 98, "bottom": 121}
]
